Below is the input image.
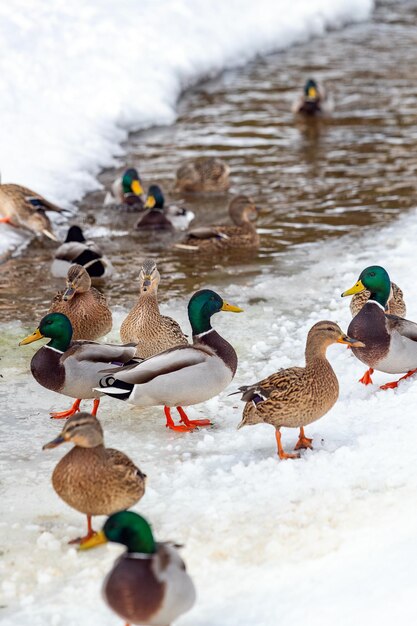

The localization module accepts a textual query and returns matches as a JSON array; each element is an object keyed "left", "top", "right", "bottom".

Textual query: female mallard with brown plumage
[
  {"left": 120, "top": 259, "right": 188, "bottom": 358},
  {"left": 0, "top": 182, "right": 63, "bottom": 240},
  {"left": 175, "top": 195, "right": 259, "bottom": 252},
  {"left": 174, "top": 156, "right": 230, "bottom": 193},
  {"left": 43, "top": 413, "right": 146, "bottom": 544},
  {"left": 19, "top": 312, "right": 137, "bottom": 418},
  {"left": 349, "top": 281, "right": 406, "bottom": 317},
  {"left": 236, "top": 321, "right": 363, "bottom": 459},
  {"left": 49, "top": 264, "right": 112, "bottom": 340},
  {"left": 81, "top": 511, "right": 196, "bottom": 626},
  {"left": 342, "top": 265, "right": 417, "bottom": 388}
]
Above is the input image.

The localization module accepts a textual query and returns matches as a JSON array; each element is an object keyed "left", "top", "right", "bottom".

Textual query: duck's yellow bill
[
  {"left": 19, "top": 328, "right": 44, "bottom": 346},
  {"left": 337, "top": 334, "right": 365, "bottom": 348},
  {"left": 144, "top": 195, "right": 156, "bottom": 209},
  {"left": 308, "top": 87, "right": 317, "bottom": 99},
  {"left": 341, "top": 279, "right": 366, "bottom": 297},
  {"left": 131, "top": 180, "right": 143, "bottom": 196},
  {"left": 221, "top": 302, "right": 243, "bottom": 313},
  {"left": 78, "top": 530, "right": 107, "bottom": 550}
]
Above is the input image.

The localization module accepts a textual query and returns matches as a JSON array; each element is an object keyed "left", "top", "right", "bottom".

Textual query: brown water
[{"left": 1, "top": 0, "right": 417, "bottom": 324}]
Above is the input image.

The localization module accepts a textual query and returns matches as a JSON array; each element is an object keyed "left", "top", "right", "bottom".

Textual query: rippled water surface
[{"left": 1, "top": 0, "right": 417, "bottom": 323}]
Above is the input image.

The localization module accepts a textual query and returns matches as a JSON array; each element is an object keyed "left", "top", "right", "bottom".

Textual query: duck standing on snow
[
  {"left": 0, "top": 183, "right": 63, "bottom": 240},
  {"left": 19, "top": 312, "right": 137, "bottom": 418},
  {"left": 48, "top": 264, "right": 112, "bottom": 340},
  {"left": 104, "top": 167, "right": 145, "bottom": 210},
  {"left": 175, "top": 195, "right": 259, "bottom": 251},
  {"left": 80, "top": 511, "right": 196, "bottom": 626},
  {"left": 43, "top": 412, "right": 146, "bottom": 544},
  {"left": 292, "top": 79, "right": 333, "bottom": 117},
  {"left": 120, "top": 259, "right": 188, "bottom": 358},
  {"left": 97, "top": 289, "right": 243, "bottom": 431},
  {"left": 135, "top": 185, "right": 194, "bottom": 231},
  {"left": 342, "top": 265, "right": 417, "bottom": 388},
  {"left": 236, "top": 321, "right": 363, "bottom": 459},
  {"left": 174, "top": 157, "right": 230, "bottom": 193},
  {"left": 51, "top": 225, "right": 113, "bottom": 279}
]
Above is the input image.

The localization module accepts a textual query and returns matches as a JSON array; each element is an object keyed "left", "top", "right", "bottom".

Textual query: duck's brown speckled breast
[
  {"left": 31, "top": 346, "right": 65, "bottom": 392},
  {"left": 348, "top": 302, "right": 390, "bottom": 368}
]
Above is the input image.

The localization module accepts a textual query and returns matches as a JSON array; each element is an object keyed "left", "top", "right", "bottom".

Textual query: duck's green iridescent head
[
  {"left": 341, "top": 265, "right": 391, "bottom": 308},
  {"left": 79, "top": 511, "right": 156, "bottom": 554},
  {"left": 144, "top": 184, "right": 164, "bottom": 210},
  {"left": 188, "top": 289, "right": 243, "bottom": 335},
  {"left": 122, "top": 168, "right": 143, "bottom": 196},
  {"left": 304, "top": 78, "right": 318, "bottom": 100},
  {"left": 19, "top": 312, "right": 73, "bottom": 352}
]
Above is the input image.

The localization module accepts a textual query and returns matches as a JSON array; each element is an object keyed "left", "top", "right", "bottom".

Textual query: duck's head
[
  {"left": 304, "top": 78, "right": 319, "bottom": 101},
  {"left": 229, "top": 195, "right": 259, "bottom": 226},
  {"left": 43, "top": 412, "right": 104, "bottom": 449},
  {"left": 139, "top": 259, "right": 160, "bottom": 294},
  {"left": 64, "top": 225, "right": 86, "bottom": 243},
  {"left": 188, "top": 289, "right": 243, "bottom": 335},
  {"left": 80, "top": 511, "right": 156, "bottom": 554},
  {"left": 341, "top": 266, "right": 391, "bottom": 308},
  {"left": 306, "top": 320, "right": 365, "bottom": 352},
  {"left": 62, "top": 264, "right": 91, "bottom": 300},
  {"left": 122, "top": 168, "right": 144, "bottom": 196},
  {"left": 19, "top": 312, "right": 73, "bottom": 352},
  {"left": 144, "top": 185, "right": 164, "bottom": 210}
]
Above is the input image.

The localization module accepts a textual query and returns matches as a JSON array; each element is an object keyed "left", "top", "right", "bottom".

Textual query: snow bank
[{"left": 0, "top": 0, "right": 373, "bottom": 257}]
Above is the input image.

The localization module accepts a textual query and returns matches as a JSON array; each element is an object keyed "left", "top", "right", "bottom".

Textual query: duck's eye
[{"left": 369, "top": 272, "right": 375, "bottom": 277}]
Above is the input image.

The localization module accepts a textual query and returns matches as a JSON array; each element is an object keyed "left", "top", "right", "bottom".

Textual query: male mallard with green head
[
  {"left": 135, "top": 185, "right": 194, "bottom": 231},
  {"left": 49, "top": 264, "right": 112, "bottom": 340},
  {"left": 98, "top": 289, "right": 243, "bottom": 431},
  {"left": 237, "top": 321, "right": 363, "bottom": 459},
  {"left": 80, "top": 511, "right": 196, "bottom": 626},
  {"left": 292, "top": 78, "right": 333, "bottom": 117},
  {"left": 174, "top": 157, "right": 230, "bottom": 193},
  {"left": 43, "top": 412, "right": 146, "bottom": 544},
  {"left": 105, "top": 167, "right": 145, "bottom": 210},
  {"left": 0, "top": 183, "right": 63, "bottom": 240},
  {"left": 19, "top": 312, "right": 137, "bottom": 418},
  {"left": 349, "top": 281, "right": 406, "bottom": 317},
  {"left": 120, "top": 259, "right": 188, "bottom": 358},
  {"left": 342, "top": 265, "right": 417, "bottom": 388}
]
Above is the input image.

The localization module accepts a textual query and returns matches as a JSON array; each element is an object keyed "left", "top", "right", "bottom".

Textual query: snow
[
  {"left": 0, "top": 0, "right": 373, "bottom": 259},
  {"left": 2, "top": 204, "right": 417, "bottom": 624}
]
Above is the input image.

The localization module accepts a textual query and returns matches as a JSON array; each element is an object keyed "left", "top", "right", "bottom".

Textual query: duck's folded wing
[
  {"left": 186, "top": 226, "right": 229, "bottom": 240},
  {"left": 104, "top": 346, "right": 208, "bottom": 385},
  {"left": 67, "top": 341, "right": 137, "bottom": 363},
  {"left": 386, "top": 315, "right": 417, "bottom": 342},
  {"left": 55, "top": 241, "right": 87, "bottom": 261}
]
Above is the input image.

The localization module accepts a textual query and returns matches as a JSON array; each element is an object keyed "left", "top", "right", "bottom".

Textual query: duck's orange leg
[
  {"left": 177, "top": 406, "right": 211, "bottom": 428},
  {"left": 91, "top": 398, "right": 100, "bottom": 416},
  {"left": 0, "top": 217, "right": 11, "bottom": 224},
  {"left": 294, "top": 426, "right": 313, "bottom": 450},
  {"left": 275, "top": 430, "right": 299, "bottom": 460},
  {"left": 380, "top": 369, "right": 417, "bottom": 390},
  {"left": 50, "top": 398, "right": 81, "bottom": 419},
  {"left": 359, "top": 368, "right": 374, "bottom": 385},
  {"left": 68, "top": 514, "right": 97, "bottom": 545},
  {"left": 164, "top": 406, "right": 192, "bottom": 432}
]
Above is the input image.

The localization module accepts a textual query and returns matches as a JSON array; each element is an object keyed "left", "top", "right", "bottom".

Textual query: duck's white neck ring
[
  {"left": 368, "top": 299, "right": 385, "bottom": 311},
  {"left": 45, "top": 346, "right": 64, "bottom": 354},
  {"left": 195, "top": 328, "right": 214, "bottom": 338},
  {"left": 124, "top": 552, "right": 154, "bottom": 560}
]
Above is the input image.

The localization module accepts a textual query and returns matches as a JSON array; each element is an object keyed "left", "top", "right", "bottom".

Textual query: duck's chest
[
  {"left": 31, "top": 346, "right": 65, "bottom": 392},
  {"left": 348, "top": 303, "right": 390, "bottom": 367}
]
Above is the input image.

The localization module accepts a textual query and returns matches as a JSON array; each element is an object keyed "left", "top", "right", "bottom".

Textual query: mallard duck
[
  {"left": 80, "top": 511, "right": 196, "bottom": 626},
  {"left": 48, "top": 264, "right": 112, "bottom": 340},
  {"left": 175, "top": 195, "right": 259, "bottom": 252},
  {"left": 0, "top": 183, "right": 63, "bottom": 240},
  {"left": 43, "top": 412, "right": 146, "bottom": 544},
  {"left": 292, "top": 79, "right": 333, "bottom": 117},
  {"left": 120, "top": 259, "right": 188, "bottom": 358},
  {"left": 51, "top": 225, "right": 113, "bottom": 279},
  {"left": 135, "top": 185, "right": 194, "bottom": 231},
  {"left": 19, "top": 312, "right": 137, "bottom": 418},
  {"left": 342, "top": 265, "right": 417, "bottom": 388},
  {"left": 104, "top": 168, "right": 145, "bottom": 210},
  {"left": 349, "top": 281, "right": 406, "bottom": 317},
  {"left": 97, "top": 289, "right": 243, "bottom": 432},
  {"left": 236, "top": 321, "right": 363, "bottom": 459},
  {"left": 174, "top": 157, "right": 230, "bottom": 193}
]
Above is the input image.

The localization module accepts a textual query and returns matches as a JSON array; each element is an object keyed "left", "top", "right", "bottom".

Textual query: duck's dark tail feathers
[{"left": 95, "top": 376, "right": 133, "bottom": 401}]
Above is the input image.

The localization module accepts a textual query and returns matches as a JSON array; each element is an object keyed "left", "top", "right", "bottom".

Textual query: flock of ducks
[{"left": 3, "top": 79, "right": 413, "bottom": 625}]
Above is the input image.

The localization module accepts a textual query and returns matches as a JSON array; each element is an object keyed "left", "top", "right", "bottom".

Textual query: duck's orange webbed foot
[
  {"left": 69, "top": 515, "right": 97, "bottom": 545},
  {"left": 164, "top": 406, "right": 194, "bottom": 432},
  {"left": 0, "top": 217, "right": 12, "bottom": 224},
  {"left": 380, "top": 369, "right": 417, "bottom": 390},
  {"left": 275, "top": 430, "right": 300, "bottom": 460},
  {"left": 359, "top": 368, "right": 374, "bottom": 385},
  {"left": 294, "top": 427, "right": 313, "bottom": 450},
  {"left": 177, "top": 406, "right": 211, "bottom": 428},
  {"left": 50, "top": 398, "right": 81, "bottom": 419}
]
